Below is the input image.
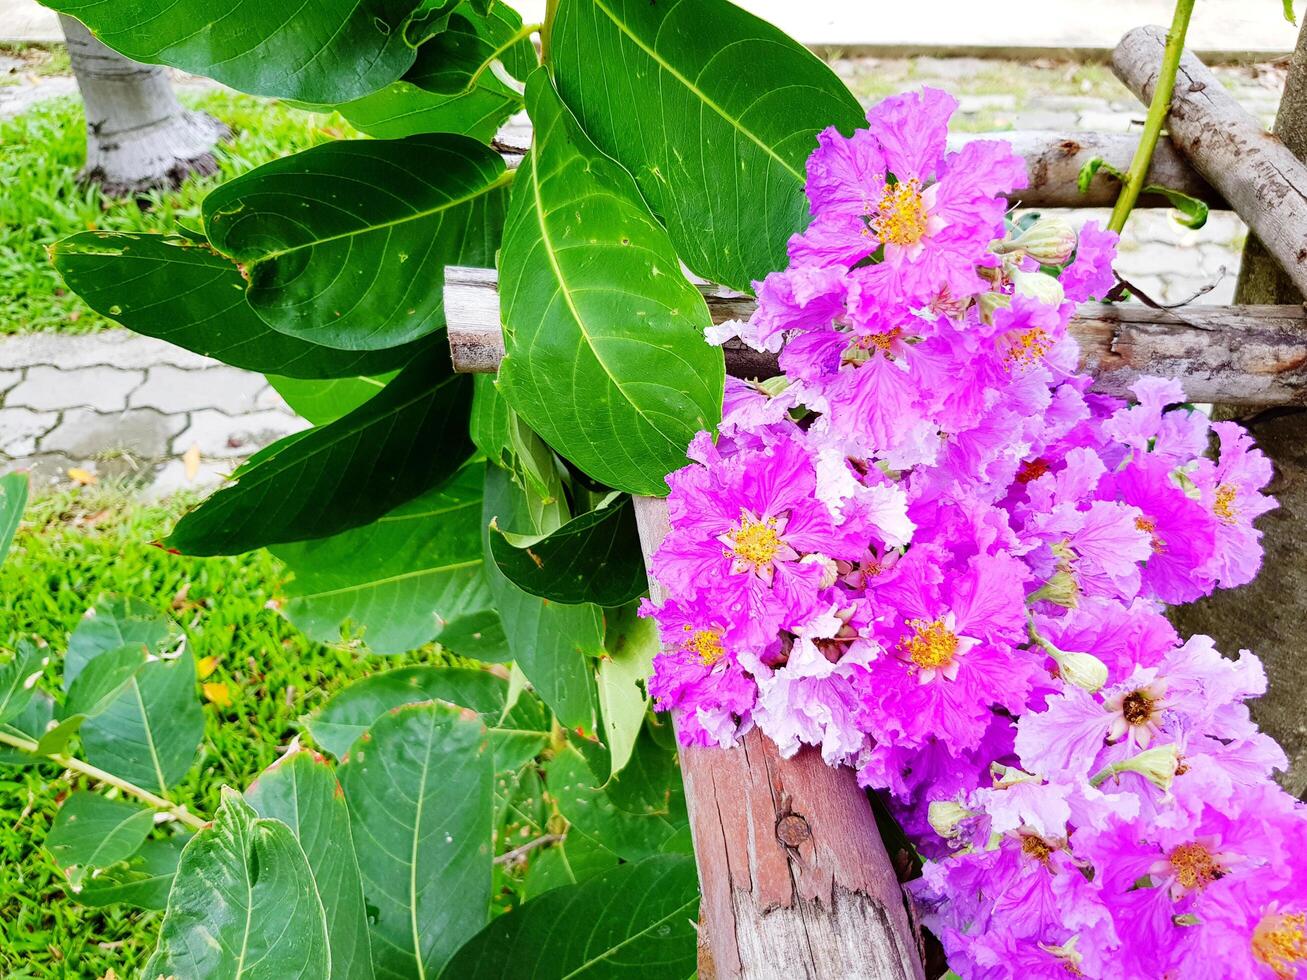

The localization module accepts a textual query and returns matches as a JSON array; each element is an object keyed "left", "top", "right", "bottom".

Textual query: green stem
[
  {"left": 1088, "top": 761, "right": 1119, "bottom": 788},
  {"left": 1107, "top": 0, "right": 1198, "bottom": 233},
  {"left": 541, "top": 0, "right": 560, "bottom": 64},
  {"left": 0, "top": 729, "right": 206, "bottom": 830}
]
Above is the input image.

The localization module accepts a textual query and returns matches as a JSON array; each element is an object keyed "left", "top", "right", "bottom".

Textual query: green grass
[
  {"left": 0, "top": 43, "right": 71, "bottom": 80},
  {"left": 0, "top": 90, "right": 355, "bottom": 337},
  {"left": 0, "top": 484, "right": 435, "bottom": 977}
]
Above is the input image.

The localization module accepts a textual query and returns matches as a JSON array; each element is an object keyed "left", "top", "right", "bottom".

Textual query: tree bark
[
  {"left": 1137, "top": 17, "right": 1307, "bottom": 797},
  {"left": 59, "top": 15, "right": 229, "bottom": 196}
]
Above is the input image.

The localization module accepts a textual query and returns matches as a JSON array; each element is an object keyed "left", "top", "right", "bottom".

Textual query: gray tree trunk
[
  {"left": 59, "top": 15, "right": 229, "bottom": 196},
  {"left": 1167, "top": 16, "right": 1307, "bottom": 797}
]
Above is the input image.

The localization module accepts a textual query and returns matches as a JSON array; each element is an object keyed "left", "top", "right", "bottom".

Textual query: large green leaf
[
  {"left": 498, "top": 71, "right": 722, "bottom": 496},
  {"left": 0, "top": 471, "right": 26, "bottom": 566},
  {"left": 551, "top": 0, "right": 865, "bottom": 292},
  {"left": 336, "top": 5, "right": 535, "bottom": 141},
  {"left": 77, "top": 837, "right": 186, "bottom": 911},
  {"left": 340, "top": 702, "right": 495, "bottom": 980},
  {"left": 46, "top": 791, "right": 154, "bottom": 884},
  {"left": 0, "top": 692, "right": 52, "bottom": 765},
  {"left": 273, "top": 466, "right": 491, "bottom": 655},
  {"left": 521, "top": 832, "right": 619, "bottom": 899},
  {"left": 63, "top": 596, "right": 176, "bottom": 691},
  {"left": 80, "top": 649, "right": 204, "bottom": 796},
  {"left": 0, "top": 641, "right": 46, "bottom": 727},
  {"left": 596, "top": 604, "right": 657, "bottom": 779},
  {"left": 306, "top": 666, "right": 547, "bottom": 767},
  {"left": 204, "top": 136, "right": 510, "bottom": 351},
  {"left": 482, "top": 466, "right": 603, "bottom": 732},
  {"left": 50, "top": 234, "right": 425, "bottom": 380},
  {"left": 489, "top": 494, "right": 645, "bottom": 606},
  {"left": 246, "top": 749, "right": 375, "bottom": 980},
  {"left": 42, "top": 643, "right": 149, "bottom": 754},
  {"left": 145, "top": 789, "right": 331, "bottom": 980},
  {"left": 439, "top": 855, "right": 699, "bottom": 979},
  {"left": 267, "top": 374, "right": 394, "bottom": 425},
  {"left": 45, "top": 0, "right": 433, "bottom": 103},
  {"left": 169, "top": 346, "right": 473, "bottom": 555}
]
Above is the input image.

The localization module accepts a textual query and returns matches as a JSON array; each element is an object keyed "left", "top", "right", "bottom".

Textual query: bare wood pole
[
  {"left": 446, "top": 268, "right": 1307, "bottom": 407},
  {"left": 1116, "top": 23, "right": 1307, "bottom": 795},
  {"left": 1113, "top": 26, "right": 1307, "bottom": 298}
]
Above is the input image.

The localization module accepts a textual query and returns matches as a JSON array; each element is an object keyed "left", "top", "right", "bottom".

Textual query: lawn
[
  {"left": 0, "top": 484, "right": 435, "bottom": 977},
  {"left": 0, "top": 89, "right": 355, "bottom": 336}
]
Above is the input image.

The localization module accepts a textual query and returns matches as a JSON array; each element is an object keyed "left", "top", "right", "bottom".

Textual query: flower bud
[
  {"left": 1091, "top": 744, "right": 1181, "bottom": 791},
  {"left": 1011, "top": 269, "right": 1066, "bottom": 308},
  {"left": 1051, "top": 648, "right": 1109, "bottom": 693},
  {"left": 757, "top": 375, "right": 792, "bottom": 399},
  {"left": 928, "top": 800, "right": 975, "bottom": 839},
  {"left": 1030, "top": 568, "right": 1080, "bottom": 610},
  {"left": 976, "top": 291, "right": 1011, "bottom": 325},
  {"left": 995, "top": 216, "right": 1078, "bottom": 265},
  {"left": 799, "top": 553, "right": 839, "bottom": 588}
]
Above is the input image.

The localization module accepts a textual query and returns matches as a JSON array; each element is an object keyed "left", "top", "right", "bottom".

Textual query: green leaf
[
  {"left": 597, "top": 604, "right": 657, "bottom": 779},
  {"left": 548, "top": 729, "right": 688, "bottom": 862},
  {"left": 246, "top": 749, "right": 375, "bottom": 980},
  {"left": 1285, "top": 0, "right": 1298, "bottom": 25},
  {"left": 0, "top": 692, "right": 52, "bottom": 765},
  {"left": 439, "top": 855, "right": 699, "bottom": 979},
  {"left": 470, "top": 376, "right": 513, "bottom": 468},
  {"left": 145, "top": 789, "right": 331, "bottom": 980},
  {"left": 50, "top": 233, "right": 425, "bottom": 380},
  {"left": 498, "top": 71, "right": 723, "bottom": 496},
  {"left": 482, "top": 466, "right": 603, "bottom": 731},
  {"left": 267, "top": 374, "right": 395, "bottom": 426},
  {"left": 0, "top": 641, "right": 47, "bottom": 726},
  {"left": 0, "top": 471, "right": 27, "bottom": 566},
  {"left": 45, "top": 0, "right": 433, "bottom": 103},
  {"left": 204, "top": 136, "right": 510, "bottom": 351},
  {"left": 169, "top": 346, "right": 473, "bottom": 556},
  {"left": 80, "top": 649, "right": 204, "bottom": 795},
  {"left": 339, "top": 702, "right": 495, "bottom": 979},
  {"left": 64, "top": 596, "right": 175, "bottom": 691},
  {"left": 46, "top": 791, "right": 154, "bottom": 882},
  {"left": 1142, "top": 183, "right": 1210, "bottom": 230},
  {"left": 551, "top": 0, "right": 864, "bottom": 292},
  {"left": 306, "top": 665, "right": 547, "bottom": 763},
  {"left": 522, "top": 832, "right": 619, "bottom": 899},
  {"left": 57, "top": 643, "right": 148, "bottom": 722},
  {"left": 273, "top": 465, "right": 492, "bottom": 655},
  {"left": 77, "top": 837, "right": 186, "bottom": 910},
  {"left": 490, "top": 494, "right": 646, "bottom": 606}
]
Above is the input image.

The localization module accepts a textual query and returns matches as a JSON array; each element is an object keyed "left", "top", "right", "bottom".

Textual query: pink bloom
[
  {"left": 1059, "top": 220, "right": 1118, "bottom": 302},
  {"left": 1193, "top": 420, "right": 1278, "bottom": 588}
]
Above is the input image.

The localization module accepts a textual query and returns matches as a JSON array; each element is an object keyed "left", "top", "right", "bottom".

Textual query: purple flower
[{"left": 1059, "top": 220, "right": 1119, "bottom": 302}]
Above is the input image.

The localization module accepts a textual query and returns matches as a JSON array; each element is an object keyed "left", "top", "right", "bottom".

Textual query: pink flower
[{"left": 1059, "top": 220, "right": 1119, "bottom": 302}]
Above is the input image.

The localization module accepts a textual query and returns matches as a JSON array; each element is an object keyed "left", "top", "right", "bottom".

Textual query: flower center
[
  {"left": 683, "top": 627, "right": 725, "bottom": 666},
  {"left": 729, "top": 513, "right": 782, "bottom": 567},
  {"left": 1021, "top": 833, "right": 1055, "bottom": 866},
  {"left": 870, "top": 178, "right": 929, "bottom": 247},
  {"left": 1017, "top": 458, "right": 1050, "bottom": 484},
  {"left": 1135, "top": 515, "right": 1165, "bottom": 553},
  {"left": 1004, "top": 327, "right": 1053, "bottom": 369},
  {"left": 1214, "top": 483, "right": 1238, "bottom": 524},
  {"left": 1169, "top": 842, "right": 1222, "bottom": 893},
  {"left": 1253, "top": 911, "right": 1307, "bottom": 978},
  {"left": 1121, "top": 690, "right": 1155, "bottom": 726},
  {"left": 900, "top": 618, "right": 959, "bottom": 671}
]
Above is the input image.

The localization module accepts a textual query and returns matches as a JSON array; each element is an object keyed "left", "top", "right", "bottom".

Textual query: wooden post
[
  {"left": 1114, "top": 24, "right": 1307, "bottom": 795},
  {"left": 445, "top": 268, "right": 1307, "bottom": 407},
  {"left": 1113, "top": 26, "right": 1307, "bottom": 298},
  {"left": 632, "top": 499, "right": 925, "bottom": 980}
]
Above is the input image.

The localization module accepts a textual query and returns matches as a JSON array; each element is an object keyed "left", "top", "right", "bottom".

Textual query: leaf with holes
[
  {"left": 204, "top": 136, "right": 510, "bottom": 351},
  {"left": 144, "top": 789, "right": 330, "bottom": 980},
  {"left": 439, "top": 855, "right": 699, "bottom": 979},
  {"left": 77, "top": 837, "right": 186, "bottom": 911},
  {"left": 43, "top": 0, "right": 436, "bottom": 103},
  {"left": 497, "top": 71, "right": 723, "bottom": 496},
  {"left": 51, "top": 233, "right": 427, "bottom": 380},
  {"left": 169, "top": 346, "right": 472, "bottom": 555},
  {"left": 551, "top": 0, "right": 864, "bottom": 292},
  {"left": 339, "top": 701, "right": 495, "bottom": 979},
  {"left": 246, "top": 749, "right": 375, "bottom": 980}
]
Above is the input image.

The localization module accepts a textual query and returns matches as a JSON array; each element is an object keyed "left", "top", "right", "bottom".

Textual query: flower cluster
[{"left": 644, "top": 88, "right": 1302, "bottom": 978}]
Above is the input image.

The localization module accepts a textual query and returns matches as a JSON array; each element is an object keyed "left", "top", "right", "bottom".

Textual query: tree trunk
[
  {"left": 59, "top": 15, "right": 230, "bottom": 196},
  {"left": 1114, "top": 21, "right": 1307, "bottom": 796}
]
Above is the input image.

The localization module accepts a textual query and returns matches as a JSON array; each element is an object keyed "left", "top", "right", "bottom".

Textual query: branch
[{"left": 494, "top": 832, "right": 563, "bottom": 865}]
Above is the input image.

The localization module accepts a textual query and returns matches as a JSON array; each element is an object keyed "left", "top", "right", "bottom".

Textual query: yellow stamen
[
  {"left": 1021, "top": 834, "right": 1055, "bottom": 867},
  {"left": 1214, "top": 483, "right": 1239, "bottom": 524},
  {"left": 1253, "top": 911, "right": 1307, "bottom": 979},
  {"left": 1169, "top": 842, "right": 1221, "bottom": 892},
  {"left": 1135, "top": 515, "right": 1165, "bottom": 553},
  {"left": 1121, "top": 690, "right": 1156, "bottom": 727},
  {"left": 1005, "top": 327, "right": 1053, "bottom": 368},
  {"left": 870, "top": 178, "right": 929, "bottom": 247},
  {"left": 900, "top": 618, "right": 959, "bottom": 671},
  {"left": 728, "top": 513, "right": 782, "bottom": 567},
  {"left": 683, "top": 627, "right": 725, "bottom": 666}
]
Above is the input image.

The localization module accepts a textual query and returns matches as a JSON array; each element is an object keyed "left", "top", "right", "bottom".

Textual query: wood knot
[{"left": 776, "top": 813, "right": 812, "bottom": 848}]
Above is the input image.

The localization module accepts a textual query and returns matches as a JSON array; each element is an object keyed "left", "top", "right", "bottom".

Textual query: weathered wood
[
  {"left": 949, "top": 130, "right": 1225, "bottom": 209},
  {"left": 1113, "top": 27, "right": 1307, "bottom": 298},
  {"left": 445, "top": 267, "right": 1307, "bottom": 406},
  {"left": 632, "top": 497, "right": 924, "bottom": 980}
]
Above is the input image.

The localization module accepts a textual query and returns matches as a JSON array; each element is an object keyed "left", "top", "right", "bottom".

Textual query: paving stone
[
  {"left": 128, "top": 365, "right": 269, "bottom": 414},
  {"left": 0, "top": 407, "right": 60, "bottom": 456},
  {"left": 1026, "top": 95, "right": 1111, "bottom": 112},
  {"left": 173, "top": 409, "right": 309, "bottom": 459},
  {"left": 0, "top": 369, "right": 22, "bottom": 398},
  {"left": 0, "top": 452, "right": 78, "bottom": 490},
  {"left": 1076, "top": 110, "right": 1140, "bottom": 133},
  {"left": 253, "top": 385, "right": 295, "bottom": 414},
  {"left": 956, "top": 94, "right": 1017, "bottom": 113},
  {"left": 145, "top": 458, "right": 232, "bottom": 501},
  {"left": 7, "top": 365, "right": 144, "bottom": 412},
  {"left": 40, "top": 408, "right": 187, "bottom": 460},
  {"left": 0, "top": 330, "right": 217, "bottom": 370}
]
